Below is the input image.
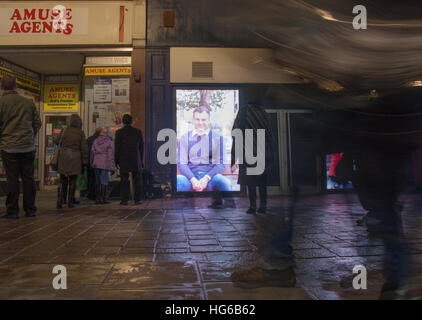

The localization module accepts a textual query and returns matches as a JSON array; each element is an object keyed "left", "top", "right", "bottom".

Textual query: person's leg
[
  {"left": 94, "top": 169, "right": 101, "bottom": 204},
  {"left": 247, "top": 185, "right": 257, "bottom": 213},
  {"left": 87, "top": 166, "right": 95, "bottom": 200},
  {"left": 101, "top": 170, "right": 111, "bottom": 204},
  {"left": 133, "top": 171, "right": 142, "bottom": 203},
  {"left": 255, "top": 186, "right": 298, "bottom": 271},
  {"left": 207, "top": 174, "right": 232, "bottom": 191},
  {"left": 68, "top": 175, "right": 77, "bottom": 208},
  {"left": 19, "top": 151, "right": 37, "bottom": 216},
  {"left": 258, "top": 183, "right": 268, "bottom": 213},
  {"left": 230, "top": 186, "right": 298, "bottom": 288},
  {"left": 60, "top": 174, "right": 69, "bottom": 207},
  {"left": 177, "top": 175, "right": 193, "bottom": 192},
  {"left": 1, "top": 151, "right": 20, "bottom": 217},
  {"left": 56, "top": 177, "right": 63, "bottom": 209},
  {"left": 120, "top": 172, "right": 130, "bottom": 204}
]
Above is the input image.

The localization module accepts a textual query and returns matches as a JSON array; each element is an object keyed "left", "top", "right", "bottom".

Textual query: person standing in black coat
[
  {"left": 231, "top": 104, "right": 275, "bottom": 214},
  {"left": 115, "top": 114, "right": 144, "bottom": 205}
]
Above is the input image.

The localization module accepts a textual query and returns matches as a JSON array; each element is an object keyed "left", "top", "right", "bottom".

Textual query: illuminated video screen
[
  {"left": 326, "top": 153, "right": 354, "bottom": 190},
  {"left": 176, "top": 89, "right": 240, "bottom": 192}
]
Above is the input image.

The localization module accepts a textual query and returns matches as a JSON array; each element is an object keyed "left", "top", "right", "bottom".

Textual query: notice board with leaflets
[{"left": 84, "top": 66, "right": 131, "bottom": 182}]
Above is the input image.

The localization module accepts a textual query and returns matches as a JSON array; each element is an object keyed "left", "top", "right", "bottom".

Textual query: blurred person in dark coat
[
  {"left": 231, "top": 104, "right": 275, "bottom": 214},
  {"left": 54, "top": 114, "right": 89, "bottom": 209},
  {"left": 115, "top": 114, "right": 144, "bottom": 205}
]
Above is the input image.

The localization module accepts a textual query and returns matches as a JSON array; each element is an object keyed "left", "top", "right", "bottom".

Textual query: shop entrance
[
  {"left": 266, "top": 109, "right": 321, "bottom": 195},
  {"left": 43, "top": 114, "right": 73, "bottom": 187},
  {"left": 1, "top": 50, "right": 132, "bottom": 191}
]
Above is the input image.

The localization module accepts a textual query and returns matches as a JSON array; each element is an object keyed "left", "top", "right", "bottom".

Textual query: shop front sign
[
  {"left": 0, "top": 6, "right": 88, "bottom": 36},
  {"left": 85, "top": 67, "right": 132, "bottom": 76},
  {"left": 44, "top": 84, "right": 79, "bottom": 111}
]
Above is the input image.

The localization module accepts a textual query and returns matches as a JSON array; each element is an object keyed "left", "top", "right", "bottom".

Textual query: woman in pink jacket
[{"left": 91, "top": 128, "right": 116, "bottom": 204}]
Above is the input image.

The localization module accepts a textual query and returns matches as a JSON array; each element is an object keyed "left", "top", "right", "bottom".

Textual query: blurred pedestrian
[
  {"left": 91, "top": 127, "right": 115, "bottom": 204},
  {"left": 55, "top": 114, "right": 88, "bottom": 209},
  {"left": 0, "top": 75, "right": 41, "bottom": 218},
  {"left": 115, "top": 114, "right": 144, "bottom": 205},
  {"left": 231, "top": 104, "right": 274, "bottom": 214}
]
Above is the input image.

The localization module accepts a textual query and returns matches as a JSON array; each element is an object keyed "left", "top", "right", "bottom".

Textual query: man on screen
[{"left": 177, "top": 106, "right": 232, "bottom": 192}]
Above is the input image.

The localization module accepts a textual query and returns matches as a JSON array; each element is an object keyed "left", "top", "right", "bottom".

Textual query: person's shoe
[
  {"left": 246, "top": 207, "right": 256, "bottom": 214},
  {"left": 257, "top": 207, "right": 267, "bottom": 214},
  {"left": 120, "top": 201, "right": 128, "bottom": 206},
  {"left": 208, "top": 202, "right": 223, "bottom": 209},
  {"left": 2, "top": 213, "right": 19, "bottom": 219},
  {"left": 230, "top": 267, "right": 296, "bottom": 289},
  {"left": 56, "top": 203, "right": 63, "bottom": 209},
  {"left": 25, "top": 212, "right": 36, "bottom": 218},
  {"left": 134, "top": 200, "right": 143, "bottom": 205}
]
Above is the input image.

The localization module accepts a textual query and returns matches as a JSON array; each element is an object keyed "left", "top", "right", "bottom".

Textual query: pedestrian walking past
[
  {"left": 91, "top": 127, "right": 115, "bottom": 204},
  {"left": 231, "top": 104, "right": 275, "bottom": 214},
  {"left": 54, "top": 114, "right": 88, "bottom": 209},
  {"left": 86, "top": 127, "right": 102, "bottom": 201},
  {"left": 0, "top": 75, "right": 41, "bottom": 219},
  {"left": 115, "top": 114, "right": 144, "bottom": 205}
]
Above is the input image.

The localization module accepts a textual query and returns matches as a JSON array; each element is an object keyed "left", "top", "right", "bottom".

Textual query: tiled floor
[{"left": 0, "top": 191, "right": 421, "bottom": 299}]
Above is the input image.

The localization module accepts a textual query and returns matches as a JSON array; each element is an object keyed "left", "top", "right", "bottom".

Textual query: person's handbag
[
  {"left": 76, "top": 168, "right": 88, "bottom": 190},
  {"left": 50, "top": 129, "right": 66, "bottom": 171}
]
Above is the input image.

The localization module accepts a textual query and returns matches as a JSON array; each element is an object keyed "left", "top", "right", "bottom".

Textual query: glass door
[{"left": 43, "top": 114, "right": 71, "bottom": 186}]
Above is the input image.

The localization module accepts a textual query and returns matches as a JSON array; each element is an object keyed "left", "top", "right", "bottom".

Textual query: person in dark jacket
[
  {"left": 54, "top": 114, "right": 89, "bottom": 209},
  {"left": 0, "top": 75, "right": 42, "bottom": 219},
  {"left": 91, "top": 127, "right": 116, "bottom": 204},
  {"left": 86, "top": 127, "right": 102, "bottom": 200},
  {"left": 231, "top": 104, "right": 274, "bottom": 214},
  {"left": 115, "top": 114, "right": 144, "bottom": 205}
]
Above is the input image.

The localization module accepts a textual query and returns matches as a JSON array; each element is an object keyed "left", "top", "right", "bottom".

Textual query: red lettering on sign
[
  {"left": 23, "top": 9, "right": 36, "bottom": 20},
  {"left": 10, "top": 9, "right": 22, "bottom": 20},
  {"left": 32, "top": 21, "right": 41, "bottom": 33},
  {"left": 38, "top": 9, "right": 49, "bottom": 20},
  {"left": 21, "top": 21, "right": 31, "bottom": 33},
  {"left": 42, "top": 21, "right": 53, "bottom": 33},
  {"left": 65, "top": 9, "right": 72, "bottom": 19},
  {"left": 9, "top": 22, "right": 20, "bottom": 33},
  {"left": 63, "top": 23, "right": 73, "bottom": 35}
]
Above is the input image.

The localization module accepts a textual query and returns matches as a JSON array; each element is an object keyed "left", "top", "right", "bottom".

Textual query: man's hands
[
  {"left": 190, "top": 176, "right": 211, "bottom": 192},
  {"left": 198, "top": 176, "right": 210, "bottom": 191}
]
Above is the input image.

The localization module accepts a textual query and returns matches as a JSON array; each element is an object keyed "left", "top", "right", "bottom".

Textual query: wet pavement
[{"left": 0, "top": 190, "right": 422, "bottom": 299}]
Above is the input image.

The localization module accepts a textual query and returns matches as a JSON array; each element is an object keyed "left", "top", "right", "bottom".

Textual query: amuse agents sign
[
  {"left": 0, "top": 5, "right": 88, "bottom": 35},
  {"left": 44, "top": 84, "right": 79, "bottom": 111}
]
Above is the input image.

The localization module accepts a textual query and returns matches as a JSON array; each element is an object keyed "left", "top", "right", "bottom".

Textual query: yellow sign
[
  {"left": 43, "top": 84, "right": 79, "bottom": 111},
  {"left": 0, "top": 68, "right": 40, "bottom": 91},
  {"left": 85, "top": 67, "right": 131, "bottom": 76}
]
